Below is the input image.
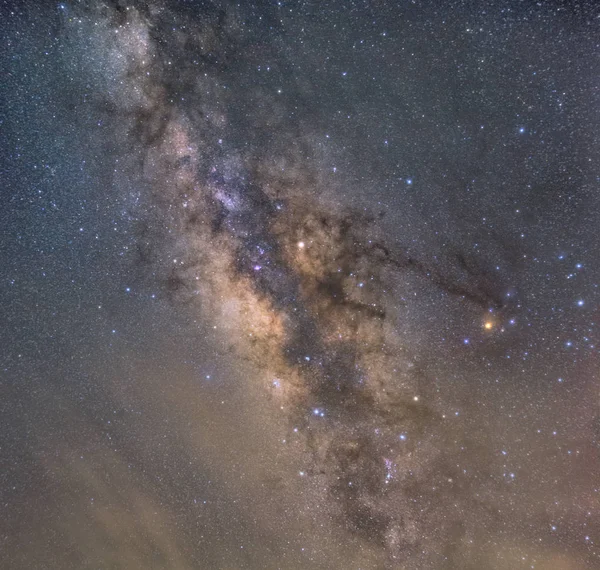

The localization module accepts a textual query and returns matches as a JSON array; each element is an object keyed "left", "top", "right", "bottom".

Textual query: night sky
[{"left": 1, "top": 1, "right": 599, "bottom": 569}]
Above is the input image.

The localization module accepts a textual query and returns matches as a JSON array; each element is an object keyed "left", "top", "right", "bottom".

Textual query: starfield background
[{"left": 1, "top": 1, "right": 599, "bottom": 569}]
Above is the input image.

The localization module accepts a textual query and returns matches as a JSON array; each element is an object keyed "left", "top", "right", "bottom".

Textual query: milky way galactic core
[{"left": 1, "top": 1, "right": 599, "bottom": 569}]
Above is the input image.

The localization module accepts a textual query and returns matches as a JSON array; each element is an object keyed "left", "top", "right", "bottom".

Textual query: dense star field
[{"left": 1, "top": 1, "right": 599, "bottom": 569}]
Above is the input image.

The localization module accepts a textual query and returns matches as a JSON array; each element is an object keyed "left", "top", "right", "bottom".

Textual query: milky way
[{"left": 2, "top": 1, "right": 599, "bottom": 569}]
